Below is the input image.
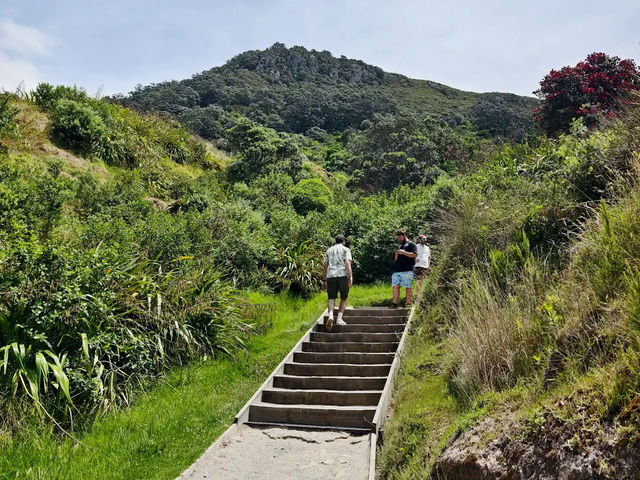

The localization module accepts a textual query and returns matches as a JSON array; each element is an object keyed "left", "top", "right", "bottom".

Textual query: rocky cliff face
[
  {"left": 432, "top": 392, "right": 640, "bottom": 480},
  {"left": 226, "top": 42, "right": 390, "bottom": 85}
]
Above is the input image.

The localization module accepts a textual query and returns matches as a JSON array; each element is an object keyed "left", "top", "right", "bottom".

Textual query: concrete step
[
  {"left": 272, "top": 375, "right": 388, "bottom": 391},
  {"left": 284, "top": 362, "right": 391, "bottom": 377},
  {"left": 310, "top": 332, "right": 402, "bottom": 343},
  {"left": 315, "top": 323, "right": 406, "bottom": 333},
  {"left": 261, "top": 388, "right": 382, "bottom": 406},
  {"left": 302, "top": 341, "right": 399, "bottom": 353},
  {"left": 248, "top": 402, "right": 376, "bottom": 430},
  {"left": 293, "top": 351, "right": 394, "bottom": 364},
  {"left": 325, "top": 315, "right": 407, "bottom": 324},
  {"left": 333, "top": 308, "right": 408, "bottom": 317}
]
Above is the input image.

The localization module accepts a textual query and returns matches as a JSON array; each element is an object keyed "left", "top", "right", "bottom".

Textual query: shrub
[
  {"left": 271, "top": 241, "right": 323, "bottom": 297},
  {"left": 50, "top": 99, "right": 106, "bottom": 155},
  {"left": 226, "top": 118, "right": 303, "bottom": 183},
  {"left": 33, "top": 83, "right": 88, "bottom": 112},
  {"left": 0, "top": 94, "right": 18, "bottom": 137},
  {"left": 0, "top": 237, "right": 246, "bottom": 425},
  {"left": 291, "top": 178, "right": 332, "bottom": 215},
  {"left": 0, "top": 93, "right": 19, "bottom": 154},
  {"left": 534, "top": 52, "right": 640, "bottom": 135}
]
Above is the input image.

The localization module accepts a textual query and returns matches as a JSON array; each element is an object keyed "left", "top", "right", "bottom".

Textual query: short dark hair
[
  {"left": 396, "top": 230, "right": 406, "bottom": 237},
  {"left": 335, "top": 234, "right": 346, "bottom": 244}
]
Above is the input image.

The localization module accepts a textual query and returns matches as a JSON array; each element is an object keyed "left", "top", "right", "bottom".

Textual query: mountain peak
[{"left": 221, "top": 43, "right": 389, "bottom": 85}]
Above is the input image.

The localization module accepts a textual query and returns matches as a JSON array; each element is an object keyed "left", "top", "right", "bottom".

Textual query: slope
[{"left": 119, "top": 43, "right": 537, "bottom": 141}]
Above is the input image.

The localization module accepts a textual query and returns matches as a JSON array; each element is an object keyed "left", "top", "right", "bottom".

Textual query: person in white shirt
[
  {"left": 321, "top": 235, "right": 353, "bottom": 331},
  {"left": 414, "top": 234, "right": 431, "bottom": 296}
]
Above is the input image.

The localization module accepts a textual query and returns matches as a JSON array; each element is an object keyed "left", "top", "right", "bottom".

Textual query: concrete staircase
[{"left": 236, "top": 307, "right": 410, "bottom": 432}]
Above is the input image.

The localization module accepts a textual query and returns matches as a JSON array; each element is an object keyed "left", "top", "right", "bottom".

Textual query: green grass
[
  {"left": 0, "top": 284, "right": 389, "bottom": 480},
  {"left": 376, "top": 315, "right": 464, "bottom": 479},
  {"left": 375, "top": 301, "right": 506, "bottom": 479}
]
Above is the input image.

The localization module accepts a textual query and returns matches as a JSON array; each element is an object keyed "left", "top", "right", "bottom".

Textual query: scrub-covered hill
[{"left": 118, "top": 43, "right": 537, "bottom": 142}]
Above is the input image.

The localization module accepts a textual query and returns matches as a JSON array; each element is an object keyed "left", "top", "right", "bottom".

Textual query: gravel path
[{"left": 178, "top": 425, "right": 371, "bottom": 480}]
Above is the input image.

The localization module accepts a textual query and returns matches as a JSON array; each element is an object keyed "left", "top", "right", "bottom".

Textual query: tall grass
[
  {"left": 447, "top": 259, "right": 550, "bottom": 401},
  {"left": 0, "top": 285, "right": 389, "bottom": 480}
]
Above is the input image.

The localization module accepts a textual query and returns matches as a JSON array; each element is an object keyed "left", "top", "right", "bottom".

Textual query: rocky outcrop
[
  {"left": 246, "top": 43, "right": 389, "bottom": 85},
  {"left": 432, "top": 392, "right": 640, "bottom": 480}
]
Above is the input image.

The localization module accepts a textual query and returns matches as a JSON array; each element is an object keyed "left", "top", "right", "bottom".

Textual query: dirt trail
[{"left": 178, "top": 425, "right": 370, "bottom": 480}]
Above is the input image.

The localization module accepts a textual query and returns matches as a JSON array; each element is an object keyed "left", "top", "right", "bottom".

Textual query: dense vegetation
[
  {"left": 378, "top": 95, "right": 640, "bottom": 478},
  {"left": 118, "top": 43, "right": 537, "bottom": 142},
  {"left": 0, "top": 80, "right": 467, "bottom": 435},
  {"left": 2, "top": 44, "right": 639, "bottom": 480}
]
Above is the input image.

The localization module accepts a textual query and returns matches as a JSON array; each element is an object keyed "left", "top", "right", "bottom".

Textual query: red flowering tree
[{"left": 534, "top": 52, "right": 640, "bottom": 135}]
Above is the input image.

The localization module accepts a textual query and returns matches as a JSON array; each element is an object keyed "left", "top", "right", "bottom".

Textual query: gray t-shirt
[{"left": 324, "top": 244, "right": 352, "bottom": 279}]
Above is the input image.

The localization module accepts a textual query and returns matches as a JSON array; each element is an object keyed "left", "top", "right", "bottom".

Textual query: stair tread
[
  {"left": 302, "top": 341, "right": 400, "bottom": 352},
  {"left": 310, "top": 332, "right": 402, "bottom": 342},
  {"left": 252, "top": 401, "right": 376, "bottom": 411},
  {"left": 244, "top": 421, "right": 372, "bottom": 433},
  {"left": 305, "top": 341, "right": 400, "bottom": 345},
  {"left": 264, "top": 388, "right": 383, "bottom": 394},
  {"left": 274, "top": 374, "right": 388, "bottom": 380},
  {"left": 287, "top": 362, "right": 393, "bottom": 367}
]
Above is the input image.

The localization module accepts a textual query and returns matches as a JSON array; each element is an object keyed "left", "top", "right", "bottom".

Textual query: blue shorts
[{"left": 392, "top": 271, "right": 414, "bottom": 288}]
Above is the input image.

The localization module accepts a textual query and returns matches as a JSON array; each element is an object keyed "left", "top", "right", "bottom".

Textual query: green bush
[
  {"left": 50, "top": 99, "right": 106, "bottom": 155},
  {"left": 33, "top": 83, "right": 88, "bottom": 112},
  {"left": 291, "top": 178, "right": 332, "bottom": 215},
  {"left": 271, "top": 242, "right": 323, "bottom": 297},
  {"left": 0, "top": 237, "right": 246, "bottom": 425}
]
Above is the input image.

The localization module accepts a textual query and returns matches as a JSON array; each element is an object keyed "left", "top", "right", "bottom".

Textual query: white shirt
[
  {"left": 324, "top": 244, "right": 352, "bottom": 278},
  {"left": 415, "top": 244, "right": 430, "bottom": 269}
]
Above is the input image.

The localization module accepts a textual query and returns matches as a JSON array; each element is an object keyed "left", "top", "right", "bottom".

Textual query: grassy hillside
[
  {"left": 378, "top": 100, "right": 640, "bottom": 478},
  {"left": 0, "top": 86, "right": 450, "bottom": 437},
  {"left": 119, "top": 43, "right": 536, "bottom": 141}
]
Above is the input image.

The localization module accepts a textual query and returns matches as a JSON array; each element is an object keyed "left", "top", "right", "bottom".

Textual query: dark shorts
[
  {"left": 414, "top": 267, "right": 429, "bottom": 280},
  {"left": 327, "top": 276, "right": 349, "bottom": 300}
]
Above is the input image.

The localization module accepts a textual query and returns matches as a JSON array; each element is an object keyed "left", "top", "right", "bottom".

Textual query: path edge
[
  {"left": 368, "top": 304, "right": 416, "bottom": 480},
  {"left": 175, "top": 308, "right": 328, "bottom": 480}
]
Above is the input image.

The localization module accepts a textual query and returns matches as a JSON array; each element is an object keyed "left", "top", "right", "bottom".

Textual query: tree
[
  {"left": 226, "top": 118, "right": 303, "bottom": 183},
  {"left": 534, "top": 52, "right": 640, "bottom": 135},
  {"left": 346, "top": 114, "right": 469, "bottom": 191}
]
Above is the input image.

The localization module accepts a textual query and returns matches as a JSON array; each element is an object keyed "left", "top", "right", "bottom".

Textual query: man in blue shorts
[{"left": 391, "top": 230, "right": 417, "bottom": 308}]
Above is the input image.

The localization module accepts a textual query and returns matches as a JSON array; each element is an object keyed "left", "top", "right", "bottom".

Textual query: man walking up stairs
[{"left": 322, "top": 235, "right": 353, "bottom": 331}]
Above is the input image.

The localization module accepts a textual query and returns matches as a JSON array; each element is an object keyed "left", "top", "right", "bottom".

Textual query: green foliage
[
  {"left": 33, "top": 83, "right": 88, "bottom": 112},
  {"left": 38, "top": 83, "right": 215, "bottom": 169},
  {"left": 226, "top": 118, "right": 303, "bottom": 183},
  {"left": 50, "top": 99, "right": 107, "bottom": 154},
  {"left": 447, "top": 260, "right": 548, "bottom": 401},
  {"left": 291, "top": 178, "right": 332, "bottom": 215},
  {"left": 0, "top": 94, "right": 18, "bottom": 142},
  {"left": 0, "top": 344, "right": 71, "bottom": 416},
  {"left": 625, "top": 269, "right": 640, "bottom": 334},
  {"left": 120, "top": 43, "right": 535, "bottom": 141},
  {"left": 271, "top": 242, "right": 323, "bottom": 297},
  {"left": 347, "top": 114, "right": 472, "bottom": 191}
]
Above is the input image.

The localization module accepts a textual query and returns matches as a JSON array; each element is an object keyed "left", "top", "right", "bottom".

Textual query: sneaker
[
  {"left": 390, "top": 303, "right": 398, "bottom": 309},
  {"left": 325, "top": 316, "right": 334, "bottom": 331},
  {"left": 336, "top": 318, "right": 347, "bottom": 326}
]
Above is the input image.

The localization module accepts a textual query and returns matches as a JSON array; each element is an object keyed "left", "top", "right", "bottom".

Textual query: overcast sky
[{"left": 0, "top": 0, "right": 638, "bottom": 97}]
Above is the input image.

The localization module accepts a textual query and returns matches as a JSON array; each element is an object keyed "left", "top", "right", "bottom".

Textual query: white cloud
[
  {"left": 0, "top": 50, "right": 40, "bottom": 91},
  {"left": 0, "top": 18, "right": 49, "bottom": 56},
  {"left": 0, "top": 19, "right": 49, "bottom": 91}
]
